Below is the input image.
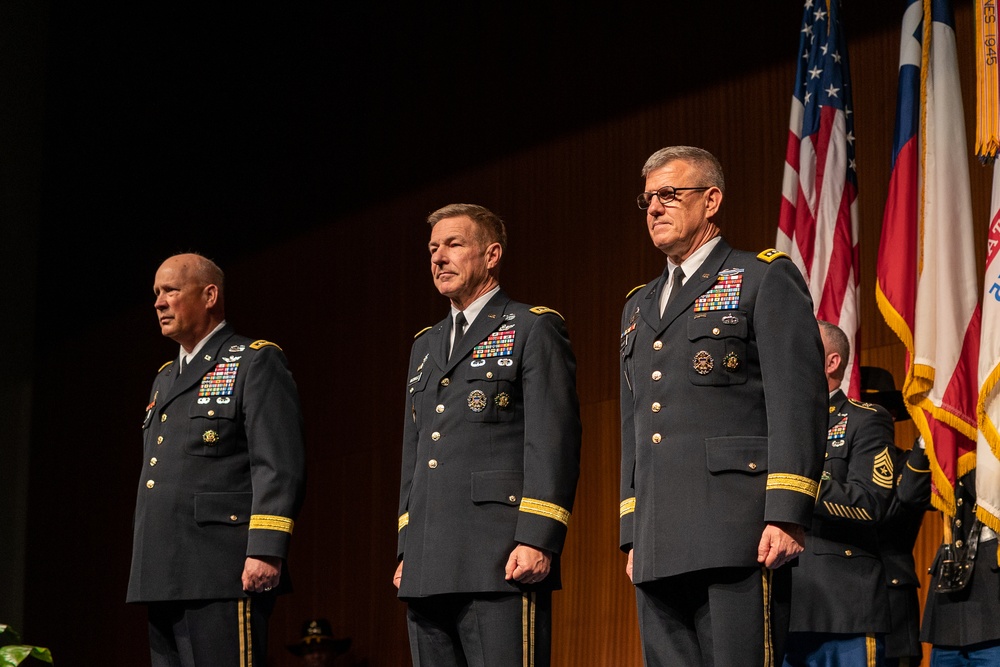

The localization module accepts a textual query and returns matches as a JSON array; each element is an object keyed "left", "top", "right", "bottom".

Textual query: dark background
[{"left": 4, "top": 2, "right": 968, "bottom": 665}]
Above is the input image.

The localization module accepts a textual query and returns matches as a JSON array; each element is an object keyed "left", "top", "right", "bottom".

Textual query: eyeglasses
[{"left": 636, "top": 186, "right": 711, "bottom": 209}]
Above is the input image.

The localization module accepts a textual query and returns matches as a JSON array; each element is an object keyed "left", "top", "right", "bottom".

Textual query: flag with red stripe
[
  {"left": 876, "top": 0, "right": 981, "bottom": 517},
  {"left": 778, "top": 0, "right": 861, "bottom": 398}
]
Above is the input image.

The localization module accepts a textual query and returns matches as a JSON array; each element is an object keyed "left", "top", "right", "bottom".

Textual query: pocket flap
[
  {"left": 705, "top": 436, "right": 768, "bottom": 474},
  {"left": 194, "top": 491, "right": 253, "bottom": 525},
  {"left": 471, "top": 470, "right": 523, "bottom": 505},
  {"left": 189, "top": 400, "right": 238, "bottom": 419}
]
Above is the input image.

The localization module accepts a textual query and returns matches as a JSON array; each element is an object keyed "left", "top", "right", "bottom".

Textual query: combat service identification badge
[
  {"left": 468, "top": 390, "right": 488, "bottom": 412},
  {"left": 692, "top": 350, "right": 714, "bottom": 375}
]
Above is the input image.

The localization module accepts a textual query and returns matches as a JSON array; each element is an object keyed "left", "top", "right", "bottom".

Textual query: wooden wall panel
[{"left": 23, "top": 3, "right": 997, "bottom": 665}]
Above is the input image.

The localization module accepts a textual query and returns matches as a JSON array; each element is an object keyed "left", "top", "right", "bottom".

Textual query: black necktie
[
  {"left": 663, "top": 267, "right": 685, "bottom": 315},
  {"left": 450, "top": 312, "right": 468, "bottom": 360}
]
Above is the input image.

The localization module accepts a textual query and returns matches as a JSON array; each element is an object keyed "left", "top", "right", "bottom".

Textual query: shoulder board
[
  {"left": 414, "top": 326, "right": 432, "bottom": 339},
  {"left": 249, "top": 339, "right": 282, "bottom": 351},
  {"left": 157, "top": 360, "right": 174, "bottom": 373},
  {"left": 757, "top": 248, "right": 789, "bottom": 263},
  {"left": 847, "top": 398, "right": 878, "bottom": 412},
  {"left": 625, "top": 284, "right": 646, "bottom": 299},
  {"left": 529, "top": 306, "right": 564, "bottom": 320}
]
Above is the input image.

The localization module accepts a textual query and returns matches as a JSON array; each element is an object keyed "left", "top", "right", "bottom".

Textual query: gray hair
[{"left": 641, "top": 146, "right": 726, "bottom": 195}]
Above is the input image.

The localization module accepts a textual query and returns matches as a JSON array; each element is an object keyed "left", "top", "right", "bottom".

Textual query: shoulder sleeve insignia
[
  {"left": 873, "top": 447, "right": 895, "bottom": 489},
  {"left": 625, "top": 284, "right": 646, "bottom": 299},
  {"left": 414, "top": 326, "right": 432, "bottom": 339},
  {"left": 757, "top": 248, "right": 789, "bottom": 263},
  {"left": 249, "top": 339, "right": 282, "bottom": 351},
  {"left": 529, "top": 306, "right": 564, "bottom": 320},
  {"left": 157, "top": 360, "right": 174, "bottom": 373}
]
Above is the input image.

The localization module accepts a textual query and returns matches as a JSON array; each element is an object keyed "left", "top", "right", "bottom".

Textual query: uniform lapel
[
  {"left": 161, "top": 325, "right": 235, "bottom": 407},
  {"left": 659, "top": 239, "right": 735, "bottom": 333},
  {"left": 444, "top": 290, "right": 510, "bottom": 372},
  {"left": 829, "top": 389, "right": 848, "bottom": 426}
]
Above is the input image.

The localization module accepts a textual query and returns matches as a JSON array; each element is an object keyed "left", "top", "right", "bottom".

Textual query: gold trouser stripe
[
  {"left": 765, "top": 473, "right": 819, "bottom": 499},
  {"left": 248, "top": 514, "right": 294, "bottom": 534},
  {"left": 620, "top": 497, "right": 636, "bottom": 517},
  {"left": 238, "top": 598, "right": 253, "bottom": 667},
  {"left": 866, "top": 633, "right": 876, "bottom": 667},
  {"left": 521, "top": 592, "right": 536, "bottom": 667},
  {"left": 761, "top": 568, "right": 773, "bottom": 667},
  {"left": 398, "top": 512, "right": 409, "bottom": 532},
  {"left": 519, "top": 498, "right": 571, "bottom": 526}
]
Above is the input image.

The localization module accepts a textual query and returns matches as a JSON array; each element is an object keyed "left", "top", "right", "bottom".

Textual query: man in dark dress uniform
[
  {"left": 128, "top": 253, "right": 306, "bottom": 667},
  {"left": 394, "top": 204, "right": 581, "bottom": 667},
  {"left": 921, "top": 468, "right": 1000, "bottom": 664},
  {"left": 782, "top": 322, "right": 895, "bottom": 665},
  {"left": 619, "top": 146, "right": 827, "bottom": 666}
]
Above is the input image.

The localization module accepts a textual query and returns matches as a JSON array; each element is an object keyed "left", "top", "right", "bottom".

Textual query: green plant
[{"left": 0, "top": 625, "right": 52, "bottom": 666}]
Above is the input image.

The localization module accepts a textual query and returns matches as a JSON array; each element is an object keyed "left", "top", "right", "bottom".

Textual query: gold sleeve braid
[
  {"left": 619, "top": 497, "right": 636, "bottom": 518},
  {"left": 766, "top": 473, "right": 819, "bottom": 499},
  {"left": 519, "top": 498, "right": 571, "bottom": 526},
  {"left": 249, "top": 514, "right": 294, "bottom": 534}
]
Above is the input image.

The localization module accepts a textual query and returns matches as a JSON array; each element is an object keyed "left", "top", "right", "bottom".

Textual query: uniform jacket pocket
[{"left": 471, "top": 470, "right": 523, "bottom": 506}]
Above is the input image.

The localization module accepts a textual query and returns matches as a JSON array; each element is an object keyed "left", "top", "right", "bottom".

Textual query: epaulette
[
  {"left": 414, "top": 326, "right": 432, "bottom": 339},
  {"left": 529, "top": 306, "right": 564, "bottom": 321},
  {"left": 757, "top": 248, "right": 789, "bottom": 263},
  {"left": 847, "top": 398, "right": 878, "bottom": 412},
  {"left": 158, "top": 360, "right": 174, "bottom": 373},
  {"left": 249, "top": 339, "right": 282, "bottom": 351},
  {"left": 625, "top": 284, "right": 646, "bottom": 299}
]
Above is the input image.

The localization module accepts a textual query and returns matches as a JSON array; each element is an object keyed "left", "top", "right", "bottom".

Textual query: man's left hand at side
[
  {"left": 756, "top": 521, "right": 805, "bottom": 569},
  {"left": 242, "top": 555, "right": 282, "bottom": 593},
  {"left": 504, "top": 545, "right": 552, "bottom": 585}
]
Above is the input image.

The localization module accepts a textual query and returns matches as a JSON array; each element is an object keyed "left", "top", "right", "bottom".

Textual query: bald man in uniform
[{"left": 128, "top": 253, "right": 306, "bottom": 667}]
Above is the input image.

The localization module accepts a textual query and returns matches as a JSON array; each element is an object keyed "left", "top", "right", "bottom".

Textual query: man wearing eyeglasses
[{"left": 619, "top": 146, "right": 827, "bottom": 665}]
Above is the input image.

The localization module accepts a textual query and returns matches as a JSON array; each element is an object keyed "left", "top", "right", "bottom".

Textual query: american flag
[
  {"left": 876, "top": 0, "right": 981, "bottom": 518},
  {"left": 777, "top": 0, "right": 861, "bottom": 398}
]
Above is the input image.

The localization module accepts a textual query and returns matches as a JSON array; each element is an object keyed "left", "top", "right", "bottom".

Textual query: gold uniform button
[
  {"left": 149, "top": 457, "right": 157, "bottom": 466},
  {"left": 956, "top": 540, "right": 964, "bottom": 548},
  {"left": 436, "top": 404, "right": 445, "bottom": 414},
  {"left": 156, "top": 436, "right": 164, "bottom": 445},
  {"left": 956, "top": 519, "right": 963, "bottom": 528},
  {"left": 891, "top": 578, "right": 900, "bottom": 585},
  {"left": 748, "top": 462, "right": 758, "bottom": 470},
  {"left": 431, "top": 432, "right": 441, "bottom": 441},
  {"left": 208, "top": 410, "right": 215, "bottom": 416},
  {"left": 428, "top": 459, "right": 438, "bottom": 469},
  {"left": 652, "top": 371, "right": 662, "bottom": 381},
  {"left": 957, "top": 498, "right": 964, "bottom": 506},
  {"left": 651, "top": 402, "right": 661, "bottom": 413},
  {"left": 160, "top": 414, "right": 167, "bottom": 423},
  {"left": 712, "top": 327, "right": 721, "bottom": 335},
  {"left": 230, "top": 515, "right": 239, "bottom": 522},
  {"left": 652, "top": 433, "right": 662, "bottom": 444},
  {"left": 844, "top": 549, "right": 853, "bottom": 556},
  {"left": 146, "top": 480, "right": 155, "bottom": 489},
  {"left": 653, "top": 341, "right": 663, "bottom": 351},
  {"left": 509, "top": 495, "right": 517, "bottom": 503},
  {"left": 441, "top": 378, "right": 450, "bottom": 387},
  {"left": 486, "top": 371, "right": 493, "bottom": 379}
]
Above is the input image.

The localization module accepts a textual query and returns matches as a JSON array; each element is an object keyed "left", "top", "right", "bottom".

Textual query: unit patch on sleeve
[
  {"left": 472, "top": 329, "right": 515, "bottom": 358},
  {"left": 693, "top": 269, "right": 744, "bottom": 312},
  {"left": 198, "top": 362, "right": 240, "bottom": 397}
]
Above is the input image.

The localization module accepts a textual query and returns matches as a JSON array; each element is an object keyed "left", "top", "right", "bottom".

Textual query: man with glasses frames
[{"left": 619, "top": 146, "right": 827, "bottom": 665}]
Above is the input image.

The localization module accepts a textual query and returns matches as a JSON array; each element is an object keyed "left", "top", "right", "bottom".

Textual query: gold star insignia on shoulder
[
  {"left": 757, "top": 248, "right": 789, "bottom": 263},
  {"left": 249, "top": 339, "right": 282, "bottom": 351},
  {"left": 530, "top": 306, "right": 564, "bottom": 320}
]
